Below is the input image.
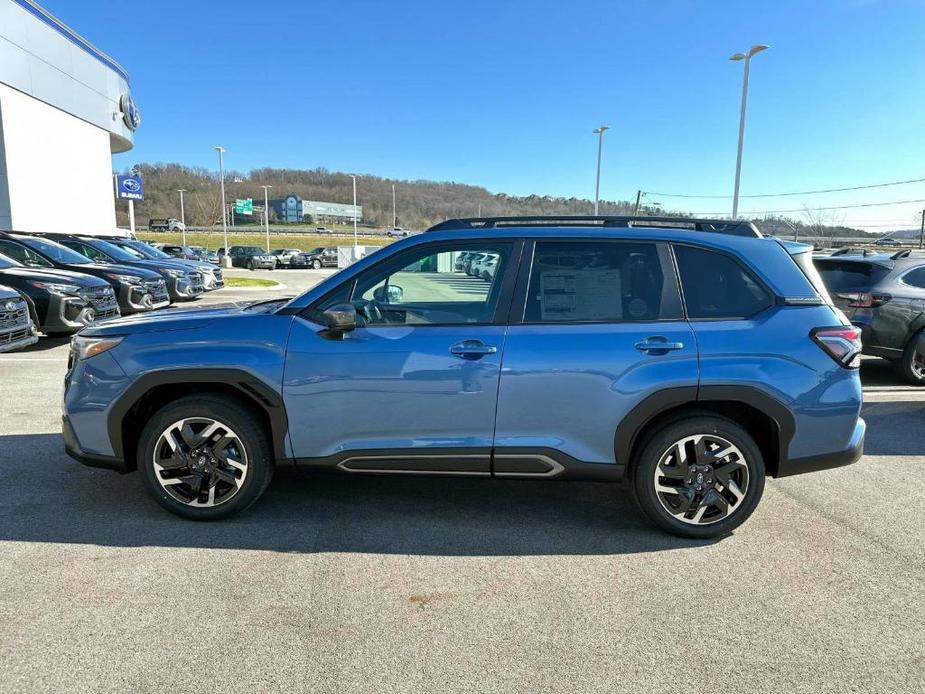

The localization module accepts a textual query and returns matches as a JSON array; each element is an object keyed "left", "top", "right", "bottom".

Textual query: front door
[{"left": 284, "top": 240, "right": 519, "bottom": 475}]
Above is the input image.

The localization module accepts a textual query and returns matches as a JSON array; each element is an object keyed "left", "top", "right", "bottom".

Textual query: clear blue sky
[{"left": 43, "top": 0, "right": 925, "bottom": 229}]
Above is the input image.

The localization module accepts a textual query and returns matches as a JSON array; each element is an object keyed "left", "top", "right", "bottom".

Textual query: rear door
[{"left": 493, "top": 239, "right": 698, "bottom": 474}]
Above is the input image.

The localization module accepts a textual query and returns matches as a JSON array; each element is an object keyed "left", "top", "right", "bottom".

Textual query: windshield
[
  {"left": 306, "top": 247, "right": 324, "bottom": 255},
  {"left": 243, "top": 247, "right": 263, "bottom": 254},
  {"left": 90, "top": 239, "right": 142, "bottom": 263},
  {"left": 19, "top": 236, "right": 90, "bottom": 264},
  {"left": 0, "top": 252, "right": 20, "bottom": 269},
  {"left": 127, "top": 241, "right": 170, "bottom": 259}
]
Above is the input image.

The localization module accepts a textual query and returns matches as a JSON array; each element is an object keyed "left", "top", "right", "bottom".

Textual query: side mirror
[
  {"left": 373, "top": 284, "right": 403, "bottom": 304},
  {"left": 321, "top": 303, "right": 357, "bottom": 334}
]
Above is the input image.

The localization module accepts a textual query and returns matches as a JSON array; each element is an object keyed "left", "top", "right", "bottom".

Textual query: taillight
[
  {"left": 811, "top": 326, "right": 862, "bottom": 368},
  {"left": 847, "top": 292, "right": 891, "bottom": 308}
]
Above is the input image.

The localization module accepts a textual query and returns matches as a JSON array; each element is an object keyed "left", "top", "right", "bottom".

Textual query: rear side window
[
  {"left": 524, "top": 241, "right": 680, "bottom": 322},
  {"left": 901, "top": 267, "right": 925, "bottom": 289},
  {"left": 815, "top": 260, "right": 892, "bottom": 291},
  {"left": 674, "top": 246, "right": 772, "bottom": 319}
]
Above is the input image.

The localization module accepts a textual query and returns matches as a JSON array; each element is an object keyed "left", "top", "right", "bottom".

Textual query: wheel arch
[
  {"left": 616, "top": 386, "right": 794, "bottom": 478},
  {"left": 109, "top": 368, "right": 289, "bottom": 473}
]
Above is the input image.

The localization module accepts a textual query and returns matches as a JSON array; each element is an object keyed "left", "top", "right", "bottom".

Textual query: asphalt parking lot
[{"left": 0, "top": 276, "right": 923, "bottom": 693}]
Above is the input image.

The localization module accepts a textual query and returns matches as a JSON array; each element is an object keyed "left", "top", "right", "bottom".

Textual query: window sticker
[{"left": 539, "top": 269, "right": 622, "bottom": 320}]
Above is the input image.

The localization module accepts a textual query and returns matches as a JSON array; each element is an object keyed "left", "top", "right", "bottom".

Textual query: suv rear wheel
[
  {"left": 631, "top": 415, "right": 765, "bottom": 538},
  {"left": 899, "top": 330, "right": 925, "bottom": 385},
  {"left": 137, "top": 394, "right": 274, "bottom": 520}
]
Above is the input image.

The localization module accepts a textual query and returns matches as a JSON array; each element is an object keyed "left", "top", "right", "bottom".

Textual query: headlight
[
  {"left": 28, "top": 281, "right": 81, "bottom": 296},
  {"left": 104, "top": 273, "right": 144, "bottom": 285},
  {"left": 163, "top": 269, "right": 185, "bottom": 278},
  {"left": 70, "top": 335, "right": 124, "bottom": 361}
]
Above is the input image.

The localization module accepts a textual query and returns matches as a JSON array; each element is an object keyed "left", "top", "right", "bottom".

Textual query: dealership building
[
  {"left": 0, "top": 0, "right": 136, "bottom": 235},
  {"left": 269, "top": 195, "right": 363, "bottom": 224}
]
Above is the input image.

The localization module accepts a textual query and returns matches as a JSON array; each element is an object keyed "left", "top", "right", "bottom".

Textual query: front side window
[
  {"left": 0, "top": 240, "right": 51, "bottom": 268},
  {"left": 524, "top": 241, "right": 677, "bottom": 322},
  {"left": 674, "top": 245, "right": 772, "bottom": 319},
  {"left": 324, "top": 243, "right": 512, "bottom": 326}
]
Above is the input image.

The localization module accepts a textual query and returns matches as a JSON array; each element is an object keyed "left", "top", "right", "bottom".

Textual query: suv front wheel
[
  {"left": 631, "top": 414, "right": 765, "bottom": 539},
  {"left": 138, "top": 394, "right": 274, "bottom": 519}
]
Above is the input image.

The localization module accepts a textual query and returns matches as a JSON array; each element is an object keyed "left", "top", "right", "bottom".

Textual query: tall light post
[
  {"left": 349, "top": 174, "right": 358, "bottom": 254},
  {"left": 729, "top": 44, "right": 769, "bottom": 219},
  {"left": 261, "top": 185, "right": 273, "bottom": 252},
  {"left": 215, "top": 146, "right": 229, "bottom": 265},
  {"left": 176, "top": 189, "right": 187, "bottom": 245},
  {"left": 593, "top": 126, "right": 609, "bottom": 216},
  {"left": 392, "top": 183, "right": 397, "bottom": 229}
]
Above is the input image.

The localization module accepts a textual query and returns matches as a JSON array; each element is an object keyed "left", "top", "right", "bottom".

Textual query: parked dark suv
[
  {"left": 815, "top": 250, "right": 925, "bottom": 384},
  {"left": 63, "top": 216, "right": 864, "bottom": 538}
]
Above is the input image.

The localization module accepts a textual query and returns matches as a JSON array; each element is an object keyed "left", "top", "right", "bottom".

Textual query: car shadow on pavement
[
  {"left": 861, "top": 400, "right": 925, "bottom": 456},
  {"left": 0, "top": 433, "right": 714, "bottom": 556},
  {"left": 18, "top": 336, "right": 70, "bottom": 352}
]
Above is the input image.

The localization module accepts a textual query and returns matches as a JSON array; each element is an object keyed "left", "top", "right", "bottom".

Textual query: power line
[
  {"left": 682, "top": 198, "right": 925, "bottom": 216},
  {"left": 644, "top": 176, "right": 925, "bottom": 199}
]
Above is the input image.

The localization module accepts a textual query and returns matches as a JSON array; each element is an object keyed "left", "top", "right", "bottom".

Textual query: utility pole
[
  {"left": 177, "top": 189, "right": 187, "bottom": 246},
  {"left": 215, "top": 146, "right": 229, "bottom": 266},
  {"left": 261, "top": 185, "right": 273, "bottom": 252},
  {"left": 593, "top": 126, "right": 609, "bottom": 215},
  {"left": 392, "top": 183, "right": 397, "bottom": 229},
  {"left": 919, "top": 209, "right": 924, "bottom": 249},
  {"left": 349, "top": 175, "right": 358, "bottom": 255},
  {"left": 633, "top": 190, "right": 642, "bottom": 218}
]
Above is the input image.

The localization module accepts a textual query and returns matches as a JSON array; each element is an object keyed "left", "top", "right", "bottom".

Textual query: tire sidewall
[
  {"left": 632, "top": 415, "right": 766, "bottom": 539},
  {"left": 900, "top": 333, "right": 925, "bottom": 385},
  {"left": 138, "top": 395, "right": 273, "bottom": 520}
]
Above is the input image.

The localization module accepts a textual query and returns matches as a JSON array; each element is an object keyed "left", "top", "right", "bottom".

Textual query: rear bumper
[
  {"left": 776, "top": 417, "right": 865, "bottom": 477},
  {"left": 63, "top": 414, "right": 128, "bottom": 472}
]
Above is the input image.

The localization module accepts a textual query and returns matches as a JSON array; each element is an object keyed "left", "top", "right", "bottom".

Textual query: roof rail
[{"left": 426, "top": 215, "right": 761, "bottom": 238}]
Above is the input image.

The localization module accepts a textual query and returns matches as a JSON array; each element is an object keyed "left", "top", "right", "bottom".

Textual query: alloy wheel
[
  {"left": 911, "top": 346, "right": 925, "bottom": 380},
  {"left": 152, "top": 417, "right": 248, "bottom": 507},
  {"left": 652, "top": 434, "right": 749, "bottom": 525}
]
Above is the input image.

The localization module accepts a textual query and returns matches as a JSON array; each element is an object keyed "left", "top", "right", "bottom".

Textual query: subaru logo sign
[
  {"left": 116, "top": 174, "right": 144, "bottom": 201},
  {"left": 120, "top": 94, "right": 141, "bottom": 131}
]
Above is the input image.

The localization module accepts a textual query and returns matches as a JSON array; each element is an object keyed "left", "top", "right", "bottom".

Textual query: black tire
[
  {"left": 631, "top": 414, "right": 765, "bottom": 539},
  {"left": 899, "top": 331, "right": 925, "bottom": 385},
  {"left": 246, "top": 259, "right": 254, "bottom": 270},
  {"left": 312, "top": 259, "right": 322, "bottom": 270},
  {"left": 137, "top": 394, "right": 274, "bottom": 520}
]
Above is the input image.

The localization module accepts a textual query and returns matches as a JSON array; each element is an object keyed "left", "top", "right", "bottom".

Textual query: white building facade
[{"left": 0, "top": 0, "right": 135, "bottom": 235}]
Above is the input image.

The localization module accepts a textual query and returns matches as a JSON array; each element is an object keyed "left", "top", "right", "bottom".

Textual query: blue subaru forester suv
[{"left": 62, "top": 216, "right": 865, "bottom": 538}]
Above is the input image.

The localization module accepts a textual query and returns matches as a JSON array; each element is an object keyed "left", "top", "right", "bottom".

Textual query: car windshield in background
[
  {"left": 815, "top": 260, "right": 892, "bottom": 291},
  {"left": 127, "top": 241, "right": 170, "bottom": 259},
  {"left": 91, "top": 239, "right": 144, "bottom": 263},
  {"left": 306, "top": 247, "right": 324, "bottom": 255},
  {"left": 243, "top": 247, "right": 263, "bottom": 254},
  {"left": 0, "top": 252, "right": 20, "bottom": 269},
  {"left": 20, "top": 236, "right": 90, "bottom": 264}
]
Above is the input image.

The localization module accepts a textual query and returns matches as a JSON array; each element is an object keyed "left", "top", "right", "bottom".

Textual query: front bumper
[
  {"left": 167, "top": 273, "right": 205, "bottom": 301},
  {"left": 40, "top": 289, "right": 120, "bottom": 334},
  {"left": 776, "top": 417, "right": 865, "bottom": 477},
  {"left": 248, "top": 259, "right": 277, "bottom": 269},
  {"left": 63, "top": 414, "right": 127, "bottom": 472}
]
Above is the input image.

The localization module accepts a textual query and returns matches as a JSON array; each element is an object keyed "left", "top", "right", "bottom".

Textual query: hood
[
  {"left": 79, "top": 303, "right": 250, "bottom": 337},
  {"left": 62, "top": 262, "right": 163, "bottom": 280},
  {"left": 0, "top": 265, "right": 110, "bottom": 287},
  {"left": 0, "top": 284, "right": 23, "bottom": 300}
]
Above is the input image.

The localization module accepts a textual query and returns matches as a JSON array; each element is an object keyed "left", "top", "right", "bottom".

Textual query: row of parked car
[
  {"left": 455, "top": 250, "right": 500, "bottom": 280},
  {"left": 150, "top": 243, "right": 341, "bottom": 271},
  {"left": 0, "top": 232, "right": 224, "bottom": 352}
]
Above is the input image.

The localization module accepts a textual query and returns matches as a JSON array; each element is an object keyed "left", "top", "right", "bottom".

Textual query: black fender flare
[
  {"left": 107, "top": 368, "right": 289, "bottom": 463},
  {"left": 614, "top": 385, "right": 795, "bottom": 470},
  {"left": 902, "top": 313, "right": 925, "bottom": 350}
]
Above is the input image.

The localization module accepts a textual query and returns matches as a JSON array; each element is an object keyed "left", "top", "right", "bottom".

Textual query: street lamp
[
  {"left": 349, "top": 174, "right": 358, "bottom": 254},
  {"left": 593, "top": 126, "right": 609, "bottom": 216},
  {"left": 176, "top": 189, "right": 187, "bottom": 245},
  {"left": 261, "top": 185, "right": 273, "bottom": 252},
  {"left": 729, "top": 44, "right": 769, "bottom": 219},
  {"left": 392, "top": 183, "right": 397, "bottom": 230},
  {"left": 215, "top": 146, "right": 229, "bottom": 266}
]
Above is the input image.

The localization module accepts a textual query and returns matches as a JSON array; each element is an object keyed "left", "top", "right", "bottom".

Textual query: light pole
[
  {"left": 177, "top": 189, "right": 187, "bottom": 245},
  {"left": 349, "top": 174, "right": 358, "bottom": 255},
  {"left": 729, "top": 44, "right": 769, "bottom": 219},
  {"left": 261, "top": 185, "right": 273, "bottom": 252},
  {"left": 392, "top": 183, "right": 397, "bottom": 229},
  {"left": 593, "top": 126, "right": 609, "bottom": 215},
  {"left": 215, "top": 146, "right": 229, "bottom": 266}
]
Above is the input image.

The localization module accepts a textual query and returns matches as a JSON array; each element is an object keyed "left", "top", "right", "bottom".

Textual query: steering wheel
[{"left": 356, "top": 299, "right": 382, "bottom": 325}]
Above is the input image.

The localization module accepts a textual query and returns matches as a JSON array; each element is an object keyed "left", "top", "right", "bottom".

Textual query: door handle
[
  {"left": 634, "top": 336, "right": 685, "bottom": 354},
  {"left": 450, "top": 340, "right": 498, "bottom": 360}
]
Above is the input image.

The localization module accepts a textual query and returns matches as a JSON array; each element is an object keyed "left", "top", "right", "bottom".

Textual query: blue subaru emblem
[
  {"left": 122, "top": 178, "right": 140, "bottom": 192},
  {"left": 120, "top": 94, "right": 141, "bottom": 131}
]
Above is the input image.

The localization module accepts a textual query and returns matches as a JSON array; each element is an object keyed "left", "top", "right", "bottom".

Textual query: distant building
[{"left": 269, "top": 195, "right": 362, "bottom": 224}]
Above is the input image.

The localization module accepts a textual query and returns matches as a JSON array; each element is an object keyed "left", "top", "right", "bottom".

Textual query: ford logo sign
[
  {"left": 122, "top": 178, "right": 141, "bottom": 192},
  {"left": 120, "top": 94, "right": 141, "bottom": 131}
]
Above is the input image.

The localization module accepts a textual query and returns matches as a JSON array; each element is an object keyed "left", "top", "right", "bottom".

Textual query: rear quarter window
[
  {"left": 674, "top": 245, "right": 773, "bottom": 319},
  {"left": 815, "top": 260, "right": 892, "bottom": 291}
]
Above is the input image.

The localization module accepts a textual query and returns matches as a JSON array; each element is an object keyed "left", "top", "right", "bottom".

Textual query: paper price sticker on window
[{"left": 540, "top": 269, "right": 622, "bottom": 321}]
